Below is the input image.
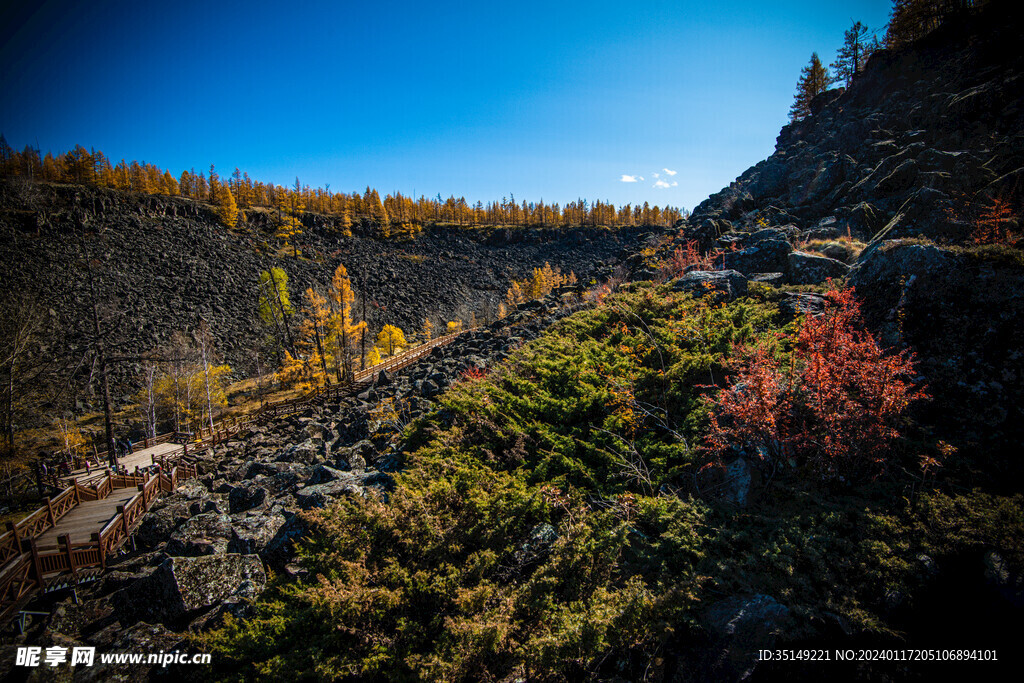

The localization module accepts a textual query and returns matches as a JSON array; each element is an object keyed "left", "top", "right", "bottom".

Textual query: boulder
[
  {"left": 787, "top": 251, "right": 850, "bottom": 285},
  {"left": 701, "top": 594, "right": 793, "bottom": 681},
  {"left": 672, "top": 270, "right": 748, "bottom": 301},
  {"left": 722, "top": 239, "right": 792, "bottom": 275},
  {"left": 850, "top": 242, "right": 955, "bottom": 293},
  {"left": 296, "top": 477, "right": 365, "bottom": 509},
  {"left": 113, "top": 554, "right": 266, "bottom": 625},
  {"left": 779, "top": 293, "right": 829, "bottom": 320},
  {"left": 227, "top": 480, "right": 267, "bottom": 514},
  {"left": 228, "top": 511, "right": 288, "bottom": 557},
  {"left": 165, "top": 512, "right": 233, "bottom": 556}
]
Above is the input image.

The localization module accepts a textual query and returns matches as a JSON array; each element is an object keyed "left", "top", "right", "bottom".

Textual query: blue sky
[{"left": 1, "top": 0, "right": 892, "bottom": 211}]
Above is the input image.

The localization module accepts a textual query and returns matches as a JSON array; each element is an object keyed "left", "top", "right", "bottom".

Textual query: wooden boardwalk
[
  {"left": 35, "top": 490, "right": 137, "bottom": 548},
  {"left": 68, "top": 442, "right": 184, "bottom": 488},
  {"left": 1, "top": 460, "right": 199, "bottom": 626}
]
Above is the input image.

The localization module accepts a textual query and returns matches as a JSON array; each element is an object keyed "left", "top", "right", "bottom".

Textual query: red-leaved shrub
[{"left": 704, "top": 287, "right": 925, "bottom": 482}]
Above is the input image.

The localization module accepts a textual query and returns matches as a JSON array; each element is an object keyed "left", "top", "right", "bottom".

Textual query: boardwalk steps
[{"left": 0, "top": 461, "right": 198, "bottom": 626}]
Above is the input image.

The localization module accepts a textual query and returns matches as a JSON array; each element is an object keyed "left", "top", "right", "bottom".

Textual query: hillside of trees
[{"left": 0, "top": 143, "right": 685, "bottom": 237}]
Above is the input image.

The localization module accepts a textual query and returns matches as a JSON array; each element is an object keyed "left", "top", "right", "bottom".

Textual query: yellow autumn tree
[
  {"left": 375, "top": 324, "right": 406, "bottom": 357},
  {"left": 421, "top": 317, "right": 433, "bottom": 342},
  {"left": 218, "top": 184, "right": 239, "bottom": 227},
  {"left": 163, "top": 170, "right": 179, "bottom": 196},
  {"left": 447, "top": 320, "right": 463, "bottom": 335},
  {"left": 365, "top": 346, "right": 382, "bottom": 367},
  {"left": 297, "top": 288, "right": 333, "bottom": 387},
  {"left": 328, "top": 264, "right": 366, "bottom": 382},
  {"left": 276, "top": 215, "right": 303, "bottom": 257}
]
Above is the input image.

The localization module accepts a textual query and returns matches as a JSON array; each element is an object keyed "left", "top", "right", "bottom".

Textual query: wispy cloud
[{"left": 620, "top": 166, "right": 678, "bottom": 189}]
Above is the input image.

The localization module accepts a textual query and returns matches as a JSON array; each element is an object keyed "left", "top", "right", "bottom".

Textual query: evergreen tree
[
  {"left": 789, "top": 53, "right": 834, "bottom": 122},
  {"left": 831, "top": 21, "right": 873, "bottom": 87}
]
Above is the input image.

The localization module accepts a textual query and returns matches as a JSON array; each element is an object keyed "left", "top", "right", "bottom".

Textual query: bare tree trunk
[{"left": 198, "top": 329, "right": 215, "bottom": 435}]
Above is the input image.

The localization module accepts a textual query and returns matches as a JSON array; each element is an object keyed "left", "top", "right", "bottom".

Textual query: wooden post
[
  {"left": 6, "top": 521, "right": 20, "bottom": 549},
  {"left": 27, "top": 538, "right": 43, "bottom": 585},
  {"left": 59, "top": 534, "right": 76, "bottom": 578},
  {"left": 44, "top": 497, "right": 55, "bottom": 528},
  {"left": 91, "top": 532, "right": 105, "bottom": 571},
  {"left": 116, "top": 505, "right": 128, "bottom": 543}
]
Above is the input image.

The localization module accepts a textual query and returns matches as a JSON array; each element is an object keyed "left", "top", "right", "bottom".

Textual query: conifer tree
[
  {"left": 257, "top": 268, "right": 295, "bottom": 364},
  {"left": 218, "top": 184, "right": 239, "bottom": 227},
  {"left": 328, "top": 264, "right": 366, "bottom": 382},
  {"left": 789, "top": 53, "right": 834, "bottom": 122},
  {"left": 831, "top": 21, "right": 873, "bottom": 87},
  {"left": 298, "top": 288, "right": 332, "bottom": 387},
  {"left": 421, "top": 317, "right": 433, "bottom": 342},
  {"left": 275, "top": 215, "right": 303, "bottom": 257},
  {"left": 163, "top": 170, "right": 179, "bottom": 196}
]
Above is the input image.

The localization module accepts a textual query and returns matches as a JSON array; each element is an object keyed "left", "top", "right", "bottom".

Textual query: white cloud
[
  {"left": 653, "top": 179, "right": 670, "bottom": 189},
  {"left": 663, "top": 168, "right": 677, "bottom": 176},
  {"left": 620, "top": 174, "right": 642, "bottom": 183},
  {"left": 652, "top": 172, "right": 660, "bottom": 179}
]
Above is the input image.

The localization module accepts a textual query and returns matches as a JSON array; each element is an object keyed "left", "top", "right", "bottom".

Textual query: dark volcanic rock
[
  {"left": 113, "top": 554, "right": 266, "bottom": 625},
  {"left": 672, "top": 270, "right": 748, "bottom": 301},
  {"left": 722, "top": 239, "right": 792, "bottom": 275},
  {"left": 787, "top": 251, "right": 850, "bottom": 285}
]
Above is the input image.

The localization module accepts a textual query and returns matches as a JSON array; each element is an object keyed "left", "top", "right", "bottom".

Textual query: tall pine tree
[{"left": 789, "top": 53, "right": 834, "bottom": 122}]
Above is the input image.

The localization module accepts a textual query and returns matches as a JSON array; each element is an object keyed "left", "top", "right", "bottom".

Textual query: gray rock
[
  {"left": 296, "top": 478, "right": 364, "bottom": 509},
  {"left": 702, "top": 594, "right": 792, "bottom": 681},
  {"left": 749, "top": 272, "right": 785, "bottom": 286},
  {"left": 228, "top": 480, "right": 267, "bottom": 514},
  {"left": 787, "top": 251, "right": 850, "bottom": 285},
  {"left": 113, "top": 554, "right": 266, "bottom": 625},
  {"left": 672, "top": 270, "right": 748, "bottom": 301},
  {"left": 722, "top": 238, "right": 792, "bottom": 275},
  {"left": 228, "top": 511, "right": 288, "bottom": 557},
  {"left": 165, "top": 512, "right": 233, "bottom": 556},
  {"left": 779, "top": 293, "right": 829, "bottom": 319},
  {"left": 306, "top": 463, "right": 346, "bottom": 485}
]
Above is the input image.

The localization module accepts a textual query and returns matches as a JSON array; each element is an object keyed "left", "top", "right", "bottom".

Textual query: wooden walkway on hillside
[
  {"left": 1, "top": 459, "right": 198, "bottom": 628},
  {"left": 34, "top": 490, "right": 138, "bottom": 548},
  {"left": 67, "top": 442, "right": 184, "bottom": 488}
]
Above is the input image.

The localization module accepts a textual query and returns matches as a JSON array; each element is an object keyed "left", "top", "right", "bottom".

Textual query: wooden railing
[{"left": 1, "top": 459, "right": 199, "bottom": 625}]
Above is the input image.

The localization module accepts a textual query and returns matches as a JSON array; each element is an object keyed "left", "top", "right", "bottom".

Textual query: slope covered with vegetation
[{"left": 202, "top": 283, "right": 1022, "bottom": 681}]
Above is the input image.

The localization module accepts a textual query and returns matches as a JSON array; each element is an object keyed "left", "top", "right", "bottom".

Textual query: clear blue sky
[{"left": 1, "top": 0, "right": 891, "bottom": 212}]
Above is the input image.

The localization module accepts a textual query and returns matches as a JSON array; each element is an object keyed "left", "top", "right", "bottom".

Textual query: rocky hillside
[
  {"left": 648, "top": 0, "right": 1024, "bottom": 483},
  {"left": 0, "top": 291, "right": 580, "bottom": 681},
  {"left": 0, "top": 181, "right": 639, "bottom": 396}
]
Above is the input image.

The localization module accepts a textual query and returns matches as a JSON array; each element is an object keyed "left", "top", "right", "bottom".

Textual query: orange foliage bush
[{"left": 704, "top": 287, "right": 926, "bottom": 482}]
